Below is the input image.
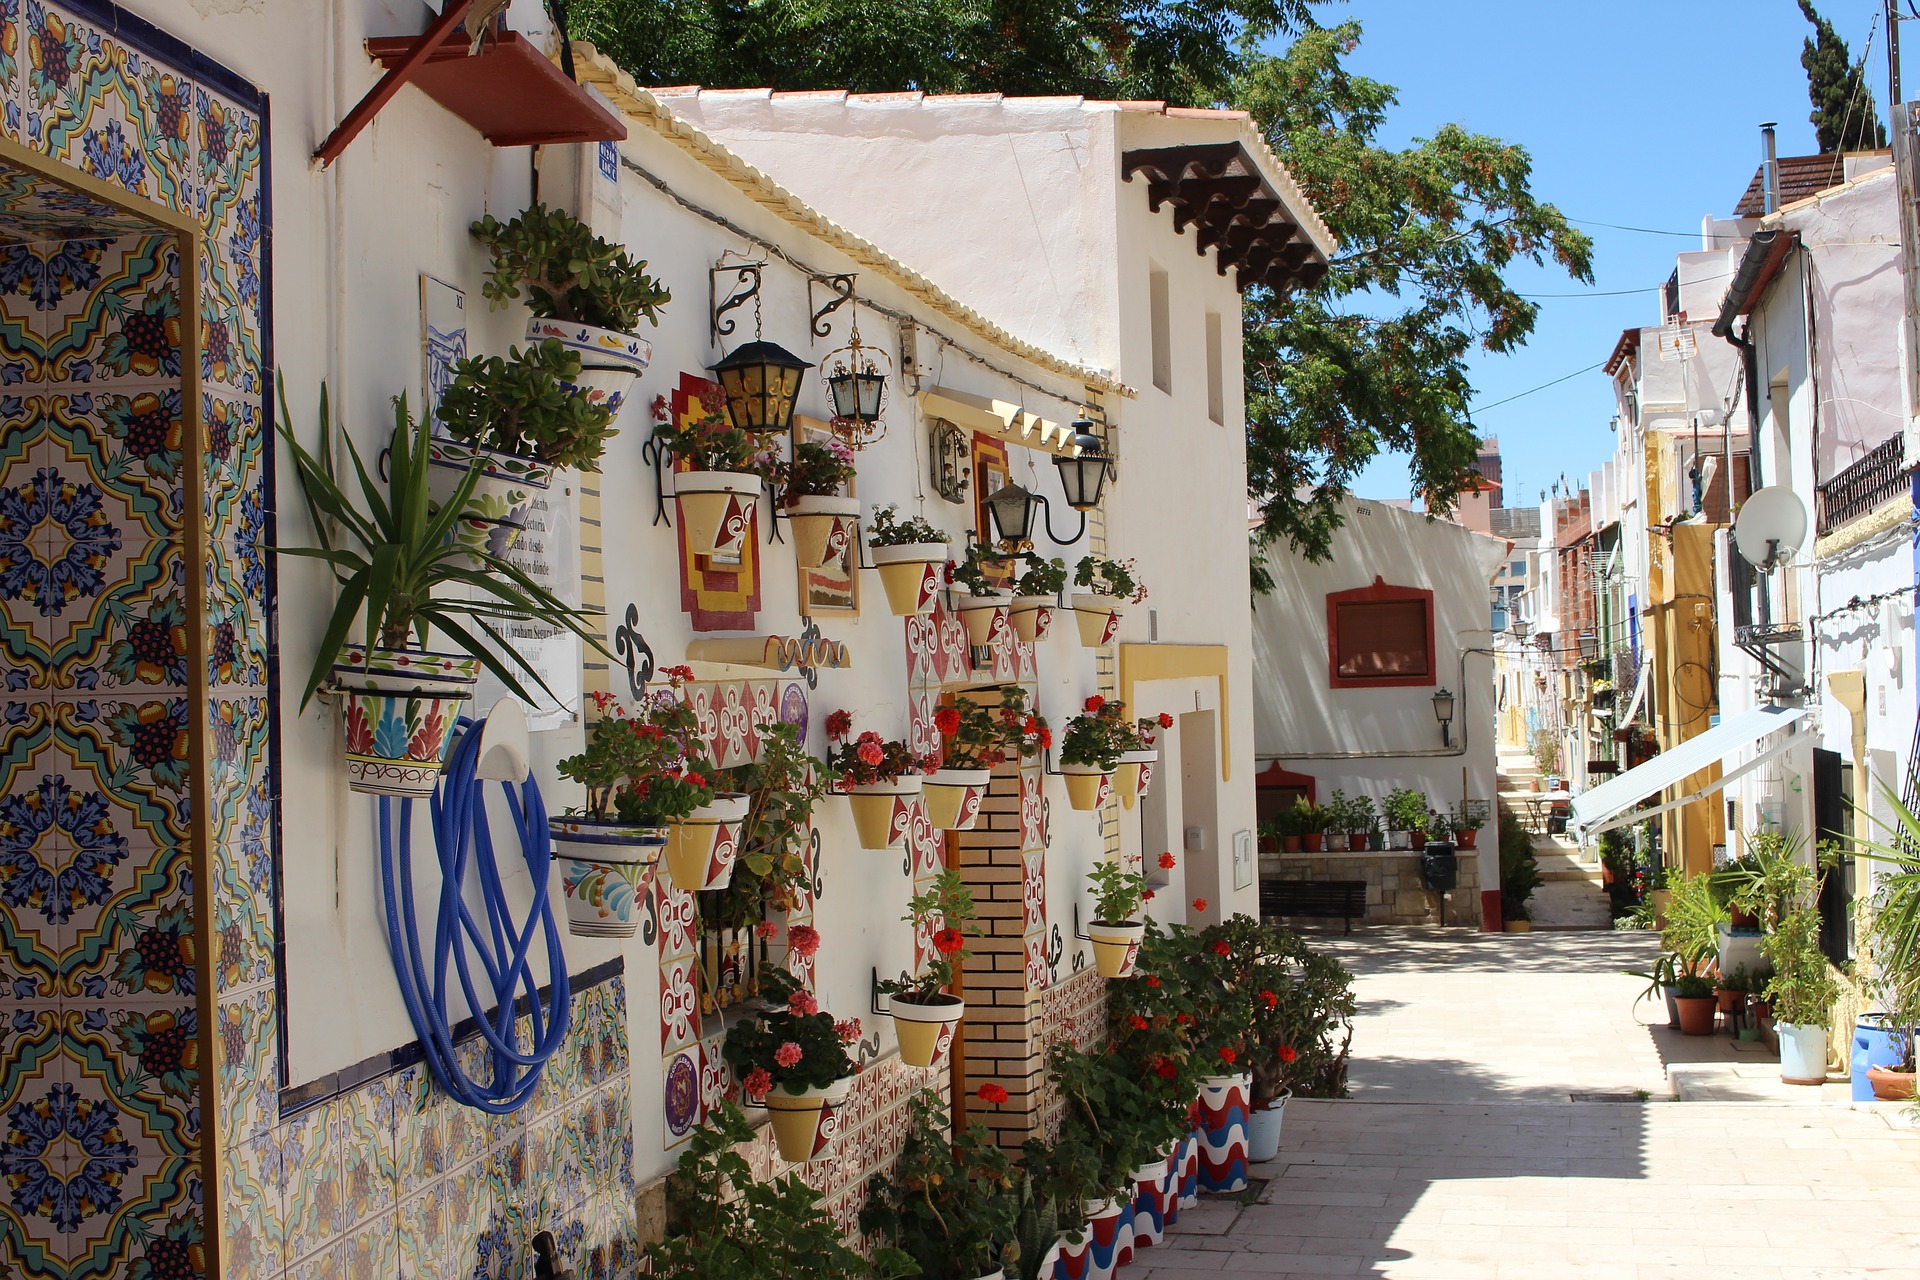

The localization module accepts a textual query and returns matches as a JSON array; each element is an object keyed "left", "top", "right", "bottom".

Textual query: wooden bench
[{"left": 1259, "top": 879, "right": 1368, "bottom": 935}]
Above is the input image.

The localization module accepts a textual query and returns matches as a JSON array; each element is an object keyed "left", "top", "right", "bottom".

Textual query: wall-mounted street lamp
[
  {"left": 708, "top": 340, "right": 814, "bottom": 436},
  {"left": 1432, "top": 687, "right": 1456, "bottom": 748},
  {"left": 983, "top": 420, "right": 1114, "bottom": 548},
  {"left": 1576, "top": 630, "right": 1599, "bottom": 662}
]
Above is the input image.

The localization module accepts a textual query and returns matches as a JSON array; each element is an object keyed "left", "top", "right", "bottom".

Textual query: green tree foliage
[
  {"left": 568, "top": 5, "right": 1590, "bottom": 562},
  {"left": 1799, "top": 1, "right": 1886, "bottom": 154}
]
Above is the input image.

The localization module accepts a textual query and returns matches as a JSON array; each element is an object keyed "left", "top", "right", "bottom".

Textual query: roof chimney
[{"left": 1760, "top": 122, "right": 1779, "bottom": 214}]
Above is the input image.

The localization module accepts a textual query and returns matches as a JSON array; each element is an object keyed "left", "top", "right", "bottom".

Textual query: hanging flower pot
[
  {"left": 330, "top": 646, "right": 477, "bottom": 798},
  {"left": 871, "top": 541, "right": 950, "bottom": 616},
  {"left": 787, "top": 494, "right": 861, "bottom": 568},
  {"left": 1060, "top": 764, "right": 1112, "bottom": 811},
  {"left": 1086, "top": 919, "right": 1146, "bottom": 978},
  {"left": 550, "top": 819, "right": 666, "bottom": 938},
  {"left": 1115, "top": 749, "right": 1157, "bottom": 810},
  {"left": 890, "top": 993, "right": 964, "bottom": 1067},
  {"left": 675, "top": 470, "right": 762, "bottom": 554},
  {"left": 526, "top": 316, "right": 652, "bottom": 419},
  {"left": 846, "top": 777, "right": 924, "bottom": 849},
  {"left": 765, "top": 1080, "right": 839, "bottom": 1162},
  {"left": 922, "top": 767, "right": 991, "bottom": 831},
  {"left": 664, "top": 793, "right": 749, "bottom": 892},
  {"left": 957, "top": 593, "right": 1012, "bottom": 646},
  {"left": 1070, "top": 591, "right": 1123, "bottom": 647},
  {"left": 425, "top": 438, "right": 553, "bottom": 559},
  {"left": 1010, "top": 595, "right": 1053, "bottom": 642}
]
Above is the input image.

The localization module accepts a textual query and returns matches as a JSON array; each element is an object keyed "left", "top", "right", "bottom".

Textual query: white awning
[
  {"left": 919, "top": 386, "right": 1084, "bottom": 456},
  {"left": 1568, "top": 703, "right": 1809, "bottom": 839}
]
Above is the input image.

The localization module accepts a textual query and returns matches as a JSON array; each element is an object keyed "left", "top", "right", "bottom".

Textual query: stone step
[{"left": 1528, "top": 878, "right": 1613, "bottom": 929}]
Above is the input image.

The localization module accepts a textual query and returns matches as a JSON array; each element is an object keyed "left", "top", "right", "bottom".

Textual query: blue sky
[{"left": 1312, "top": 0, "right": 1888, "bottom": 507}]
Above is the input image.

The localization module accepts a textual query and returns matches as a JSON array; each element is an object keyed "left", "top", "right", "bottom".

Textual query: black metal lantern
[
  {"left": 985, "top": 482, "right": 1041, "bottom": 547},
  {"left": 1577, "top": 630, "right": 1599, "bottom": 661},
  {"left": 1432, "top": 687, "right": 1455, "bottom": 747},
  {"left": 1053, "top": 421, "right": 1113, "bottom": 512},
  {"left": 826, "top": 361, "right": 886, "bottom": 423},
  {"left": 708, "top": 340, "right": 813, "bottom": 435}
]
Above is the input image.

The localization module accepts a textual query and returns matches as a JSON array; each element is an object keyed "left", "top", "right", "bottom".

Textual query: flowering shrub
[
  {"left": 654, "top": 405, "right": 777, "bottom": 475},
  {"left": 878, "top": 869, "right": 977, "bottom": 1005},
  {"left": 867, "top": 504, "right": 950, "bottom": 547},
  {"left": 776, "top": 438, "right": 857, "bottom": 505},
  {"left": 1058, "top": 695, "right": 1142, "bottom": 771},
  {"left": 825, "top": 712, "right": 935, "bottom": 788},
  {"left": 861, "top": 1091, "right": 1020, "bottom": 1280},
  {"left": 556, "top": 669, "right": 719, "bottom": 823},
  {"left": 721, "top": 966, "right": 859, "bottom": 1096},
  {"left": 935, "top": 685, "right": 1050, "bottom": 770},
  {"left": 1074, "top": 554, "right": 1145, "bottom": 602}
]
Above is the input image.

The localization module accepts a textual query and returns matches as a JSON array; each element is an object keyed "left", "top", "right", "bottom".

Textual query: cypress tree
[{"left": 1800, "top": 0, "right": 1887, "bottom": 153}]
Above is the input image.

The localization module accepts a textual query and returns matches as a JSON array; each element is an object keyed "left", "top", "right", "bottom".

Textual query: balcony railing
[{"left": 1817, "top": 435, "right": 1911, "bottom": 534}]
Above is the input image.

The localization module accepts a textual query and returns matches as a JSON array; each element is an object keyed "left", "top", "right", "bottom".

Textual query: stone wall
[{"left": 1258, "top": 850, "right": 1483, "bottom": 926}]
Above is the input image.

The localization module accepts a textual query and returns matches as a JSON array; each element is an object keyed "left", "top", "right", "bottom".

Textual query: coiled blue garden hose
[{"left": 378, "top": 713, "right": 570, "bottom": 1113}]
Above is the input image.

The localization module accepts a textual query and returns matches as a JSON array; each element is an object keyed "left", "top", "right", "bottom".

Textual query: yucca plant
[
  {"left": 274, "top": 379, "right": 606, "bottom": 709},
  {"left": 1852, "top": 782, "right": 1920, "bottom": 1051}
]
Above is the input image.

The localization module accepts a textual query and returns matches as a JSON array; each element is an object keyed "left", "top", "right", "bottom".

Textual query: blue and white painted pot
[
  {"left": 329, "top": 646, "right": 478, "bottom": 798},
  {"left": 425, "top": 437, "right": 553, "bottom": 558},
  {"left": 550, "top": 819, "right": 667, "bottom": 938},
  {"left": 527, "top": 317, "right": 651, "bottom": 420}
]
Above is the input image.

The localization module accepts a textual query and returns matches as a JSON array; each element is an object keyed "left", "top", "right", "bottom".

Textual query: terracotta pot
[
  {"left": 1010, "top": 596, "right": 1053, "bottom": 642},
  {"left": 1674, "top": 995, "right": 1717, "bottom": 1036},
  {"left": 675, "top": 470, "right": 761, "bottom": 553},
  {"left": 1504, "top": 919, "right": 1532, "bottom": 933},
  {"left": 1301, "top": 832, "right": 1324, "bottom": 852},
  {"left": 846, "top": 778, "right": 924, "bottom": 848},
  {"left": 1866, "top": 1065, "right": 1918, "bottom": 1101},
  {"left": 1087, "top": 919, "right": 1146, "bottom": 978},
  {"left": 1346, "top": 832, "right": 1368, "bottom": 852},
  {"left": 1410, "top": 829, "right": 1428, "bottom": 848},
  {"left": 871, "top": 542, "right": 949, "bottom": 616},
  {"left": 1070, "top": 591, "right": 1123, "bottom": 647},
  {"left": 957, "top": 594, "right": 1011, "bottom": 645},
  {"left": 663, "top": 794, "right": 748, "bottom": 891},
  {"left": 1456, "top": 828, "right": 1478, "bottom": 850},
  {"left": 1061, "top": 766, "right": 1111, "bottom": 811},
  {"left": 1714, "top": 987, "right": 1742, "bottom": 1016},
  {"left": 922, "top": 767, "right": 991, "bottom": 831},
  {"left": 786, "top": 494, "right": 859, "bottom": 567},
  {"left": 891, "top": 993, "right": 964, "bottom": 1067},
  {"left": 330, "top": 646, "right": 478, "bottom": 797},
  {"left": 1280, "top": 835, "right": 1302, "bottom": 853},
  {"left": 1729, "top": 907, "right": 1760, "bottom": 931}
]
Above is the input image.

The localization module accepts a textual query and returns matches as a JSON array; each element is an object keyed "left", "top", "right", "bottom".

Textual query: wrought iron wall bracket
[
  {"left": 870, "top": 967, "right": 913, "bottom": 1017},
  {"left": 641, "top": 432, "right": 672, "bottom": 528},
  {"left": 809, "top": 274, "right": 857, "bottom": 340},
  {"left": 613, "top": 603, "right": 653, "bottom": 701},
  {"left": 710, "top": 262, "right": 764, "bottom": 344}
]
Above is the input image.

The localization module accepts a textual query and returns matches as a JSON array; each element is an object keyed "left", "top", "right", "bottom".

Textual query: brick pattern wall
[{"left": 1035, "top": 968, "right": 1109, "bottom": 1138}]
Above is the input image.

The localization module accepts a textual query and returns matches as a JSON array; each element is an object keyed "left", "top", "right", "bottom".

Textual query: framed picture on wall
[
  {"left": 794, "top": 415, "right": 859, "bottom": 613},
  {"left": 969, "top": 432, "right": 1016, "bottom": 587}
]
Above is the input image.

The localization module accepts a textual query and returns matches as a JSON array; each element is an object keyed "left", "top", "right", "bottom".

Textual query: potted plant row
[
  {"left": 868, "top": 505, "right": 952, "bottom": 617},
  {"left": 929, "top": 686, "right": 1049, "bottom": 830},
  {"left": 1057, "top": 695, "right": 1161, "bottom": 811},
  {"left": 275, "top": 383, "right": 605, "bottom": 800},
  {"left": 877, "top": 870, "right": 976, "bottom": 1067},
  {"left": 825, "top": 710, "right": 935, "bottom": 848}
]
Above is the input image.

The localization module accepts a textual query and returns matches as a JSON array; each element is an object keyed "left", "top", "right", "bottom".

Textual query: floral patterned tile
[
  {"left": 196, "top": 234, "right": 260, "bottom": 399},
  {"left": 215, "top": 984, "right": 277, "bottom": 1153},
  {"left": 0, "top": 1006, "right": 70, "bottom": 1270},
  {"left": 58, "top": 836, "right": 192, "bottom": 1005},
  {"left": 220, "top": 1118, "right": 286, "bottom": 1279},
  {"left": 202, "top": 391, "right": 264, "bottom": 538},
  {"left": 396, "top": 1179, "right": 451, "bottom": 1280},
  {"left": 205, "top": 537, "right": 267, "bottom": 688},
  {"left": 441, "top": 1154, "right": 509, "bottom": 1280},
  {"left": 212, "top": 844, "right": 272, "bottom": 999},
  {"left": 390, "top": 1065, "right": 448, "bottom": 1199},
  {"left": 32, "top": 234, "right": 181, "bottom": 389},
  {"left": 339, "top": 1079, "right": 398, "bottom": 1228},
  {"left": 277, "top": 1098, "right": 345, "bottom": 1265},
  {"left": 43, "top": 696, "right": 191, "bottom": 844}
]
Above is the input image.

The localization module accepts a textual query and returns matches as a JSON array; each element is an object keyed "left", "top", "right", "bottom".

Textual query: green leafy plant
[
  {"left": 1018, "top": 1130, "right": 1107, "bottom": 1244},
  {"left": 776, "top": 437, "right": 857, "bottom": 504},
  {"left": 1230, "top": 919, "right": 1356, "bottom": 1107},
  {"left": 1499, "top": 811, "right": 1541, "bottom": 923},
  {"left": 1852, "top": 781, "right": 1920, "bottom": 1059},
  {"left": 1746, "top": 850, "right": 1837, "bottom": 1028},
  {"left": 1715, "top": 829, "right": 1808, "bottom": 927},
  {"left": 434, "top": 339, "right": 617, "bottom": 470},
  {"left": 1660, "top": 872, "right": 1727, "bottom": 968},
  {"left": 1529, "top": 729, "right": 1561, "bottom": 777},
  {"left": 1382, "top": 788, "right": 1429, "bottom": 832},
  {"left": 654, "top": 1102, "right": 916, "bottom": 1280},
  {"left": 1009, "top": 1168, "right": 1060, "bottom": 1280},
  {"left": 1074, "top": 554, "right": 1144, "bottom": 602},
  {"left": 1043, "top": 1042, "right": 1157, "bottom": 1204},
  {"left": 1088, "top": 858, "right": 1148, "bottom": 924},
  {"left": 949, "top": 541, "right": 1013, "bottom": 597},
  {"left": 273, "top": 380, "right": 604, "bottom": 709},
  {"left": 861, "top": 1091, "right": 1020, "bottom": 1280},
  {"left": 1670, "top": 972, "right": 1716, "bottom": 1000},
  {"left": 471, "top": 201, "right": 670, "bottom": 332},
  {"left": 1327, "top": 790, "right": 1373, "bottom": 833},
  {"left": 654, "top": 406, "right": 776, "bottom": 474},
  {"left": 1058, "top": 695, "right": 1138, "bottom": 770},
  {"left": 704, "top": 723, "right": 834, "bottom": 931},
  {"left": 934, "top": 686, "right": 1049, "bottom": 770},
  {"left": 1287, "top": 797, "right": 1329, "bottom": 836},
  {"left": 878, "top": 869, "right": 977, "bottom": 1004},
  {"left": 868, "top": 504, "right": 950, "bottom": 547},
  {"left": 557, "top": 670, "right": 719, "bottom": 823},
  {"left": 1015, "top": 555, "right": 1067, "bottom": 597},
  {"left": 721, "top": 966, "right": 860, "bottom": 1097}
]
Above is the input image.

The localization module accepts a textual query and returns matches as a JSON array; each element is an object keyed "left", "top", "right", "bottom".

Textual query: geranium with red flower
[
  {"left": 556, "top": 666, "right": 725, "bottom": 824},
  {"left": 1158, "top": 852, "right": 1177, "bottom": 870},
  {"left": 876, "top": 868, "right": 977, "bottom": 1006},
  {"left": 824, "top": 714, "right": 933, "bottom": 789},
  {"left": 721, "top": 966, "right": 859, "bottom": 1097},
  {"left": 976, "top": 1082, "right": 1009, "bottom": 1105},
  {"left": 935, "top": 685, "right": 1049, "bottom": 770},
  {"left": 1059, "top": 695, "right": 1147, "bottom": 771},
  {"left": 786, "top": 923, "right": 822, "bottom": 957}
]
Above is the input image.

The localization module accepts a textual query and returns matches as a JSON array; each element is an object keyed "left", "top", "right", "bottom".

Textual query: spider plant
[{"left": 274, "top": 378, "right": 606, "bottom": 709}]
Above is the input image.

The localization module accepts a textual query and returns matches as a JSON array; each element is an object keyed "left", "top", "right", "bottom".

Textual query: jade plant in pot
[
  {"left": 928, "top": 686, "right": 1048, "bottom": 831},
  {"left": 1085, "top": 857, "right": 1150, "bottom": 978},
  {"left": 431, "top": 338, "right": 615, "bottom": 556},
  {"left": 274, "top": 381, "right": 602, "bottom": 799},
  {"left": 868, "top": 504, "right": 952, "bottom": 617},
  {"left": 1230, "top": 918, "right": 1356, "bottom": 1159},
  {"left": 775, "top": 436, "right": 859, "bottom": 567},
  {"left": 653, "top": 404, "right": 777, "bottom": 555},
  {"left": 470, "top": 201, "right": 666, "bottom": 415},
  {"left": 951, "top": 542, "right": 1015, "bottom": 646},
  {"left": 877, "top": 870, "right": 976, "bottom": 1067},
  {"left": 1057, "top": 694, "right": 1137, "bottom": 811},
  {"left": 721, "top": 966, "right": 862, "bottom": 1163},
  {"left": 1070, "top": 554, "right": 1142, "bottom": 647},
  {"left": 1010, "top": 554, "right": 1067, "bottom": 642},
  {"left": 861, "top": 1090, "right": 1021, "bottom": 1280},
  {"left": 1669, "top": 971, "right": 1718, "bottom": 1036},
  {"left": 1116, "top": 711, "right": 1170, "bottom": 809},
  {"left": 825, "top": 710, "right": 934, "bottom": 848}
]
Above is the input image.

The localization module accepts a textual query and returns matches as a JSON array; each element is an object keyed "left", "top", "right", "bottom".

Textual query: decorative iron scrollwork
[
  {"left": 614, "top": 603, "right": 653, "bottom": 701},
  {"left": 808, "top": 273, "right": 856, "bottom": 340},
  {"left": 641, "top": 432, "right": 671, "bottom": 528},
  {"left": 809, "top": 828, "right": 826, "bottom": 900},
  {"left": 796, "top": 616, "right": 825, "bottom": 690},
  {"left": 1046, "top": 923, "right": 1064, "bottom": 985},
  {"left": 640, "top": 887, "right": 659, "bottom": 947},
  {"left": 710, "top": 262, "right": 764, "bottom": 342}
]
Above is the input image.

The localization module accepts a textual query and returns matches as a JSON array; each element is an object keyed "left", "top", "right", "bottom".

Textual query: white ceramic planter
[
  {"left": 1010, "top": 594, "right": 1054, "bottom": 641},
  {"left": 1248, "top": 1090, "right": 1290, "bottom": 1162},
  {"left": 675, "top": 470, "right": 762, "bottom": 553},
  {"left": 1777, "top": 1021, "right": 1829, "bottom": 1085},
  {"left": 1086, "top": 919, "right": 1146, "bottom": 978},
  {"left": 871, "top": 541, "right": 950, "bottom": 616},
  {"left": 550, "top": 819, "right": 666, "bottom": 938},
  {"left": 923, "top": 767, "right": 991, "bottom": 831},
  {"left": 527, "top": 316, "right": 651, "bottom": 420},
  {"left": 786, "top": 494, "right": 860, "bottom": 567},
  {"left": 846, "top": 777, "right": 925, "bottom": 848},
  {"left": 425, "top": 438, "right": 553, "bottom": 559},
  {"left": 330, "top": 646, "right": 478, "bottom": 797},
  {"left": 1070, "top": 591, "right": 1124, "bottom": 647}
]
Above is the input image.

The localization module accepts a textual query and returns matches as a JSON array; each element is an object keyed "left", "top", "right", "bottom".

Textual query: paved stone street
[{"left": 1139, "top": 928, "right": 1920, "bottom": 1279}]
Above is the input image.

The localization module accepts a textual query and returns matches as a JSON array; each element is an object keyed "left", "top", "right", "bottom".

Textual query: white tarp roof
[{"left": 1569, "top": 703, "right": 1808, "bottom": 838}]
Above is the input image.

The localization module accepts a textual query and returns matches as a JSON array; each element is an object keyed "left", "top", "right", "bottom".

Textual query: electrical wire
[
  {"left": 380, "top": 715, "right": 570, "bottom": 1114},
  {"left": 1471, "top": 362, "right": 1606, "bottom": 413}
]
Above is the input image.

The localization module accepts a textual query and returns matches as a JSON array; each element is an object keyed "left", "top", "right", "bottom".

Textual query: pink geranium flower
[{"left": 774, "top": 1042, "right": 803, "bottom": 1068}]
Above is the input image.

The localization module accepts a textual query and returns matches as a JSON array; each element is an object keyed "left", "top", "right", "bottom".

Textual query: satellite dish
[{"left": 1733, "top": 485, "right": 1809, "bottom": 571}]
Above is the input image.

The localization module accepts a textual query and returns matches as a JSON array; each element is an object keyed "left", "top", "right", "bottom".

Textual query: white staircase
[{"left": 1496, "top": 753, "right": 1613, "bottom": 930}]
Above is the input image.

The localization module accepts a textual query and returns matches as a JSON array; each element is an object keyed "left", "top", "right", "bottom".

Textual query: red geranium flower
[
  {"left": 1084, "top": 695, "right": 1105, "bottom": 713},
  {"left": 977, "top": 1083, "right": 1010, "bottom": 1105},
  {"left": 1192, "top": 897, "right": 1208, "bottom": 913},
  {"left": 825, "top": 709, "right": 853, "bottom": 739},
  {"left": 934, "top": 706, "right": 962, "bottom": 736},
  {"left": 787, "top": 924, "right": 822, "bottom": 957},
  {"left": 1259, "top": 990, "right": 1278, "bottom": 1010},
  {"left": 1128, "top": 1014, "right": 1149, "bottom": 1030},
  {"left": 1279, "top": 1045, "right": 1297, "bottom": 1063},
  {"left": 1141, "top": 890, "right": 1155, "bottom": 901},
  {"left": 788, "top": 991, "right": 819, "bottom": 1016},
  {"left": 755, "top": 922, "right": 778, "bottom": 940},
  {"left": 1158, "top": 852, "right": 1177, "bottom": 869},
  {"left": 1146, "top": 976, "right": 1160, "bottom": 988},
  {"left": 858, "top": 741, "right": 885, "bottom": 766},
  {"left": 1038, "top": 727, "right": 1053, "bottom": 749},
  {"left": 1154, "top": 1058, "right": 1178, "bottom": 1080},
  {"left": 1157, "top": 712, "right": 1174, "bottom": 728},
  {"left": 932, "top": 927, "right": 966, "bottom": 954},
  {"left": 773, "top": 1042, "right": 803, "bottom": 1068},
  {"left": 1217, "top": 1046, "right": 1236, "bottom": 1065},
  {"left": 836, "top": 1018, "right": 863, "bottom": 1044},
  {"left": 1211, "top": 941, "right": 1231, "bottom": 957},
  {"left": 743, "top": 1067, "right": 773, "bottom": 1099}
]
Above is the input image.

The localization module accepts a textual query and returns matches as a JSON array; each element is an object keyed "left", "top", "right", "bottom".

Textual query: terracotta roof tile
[{"left": 1733, "top": 151, "right": 1885, "bottom": 216}]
